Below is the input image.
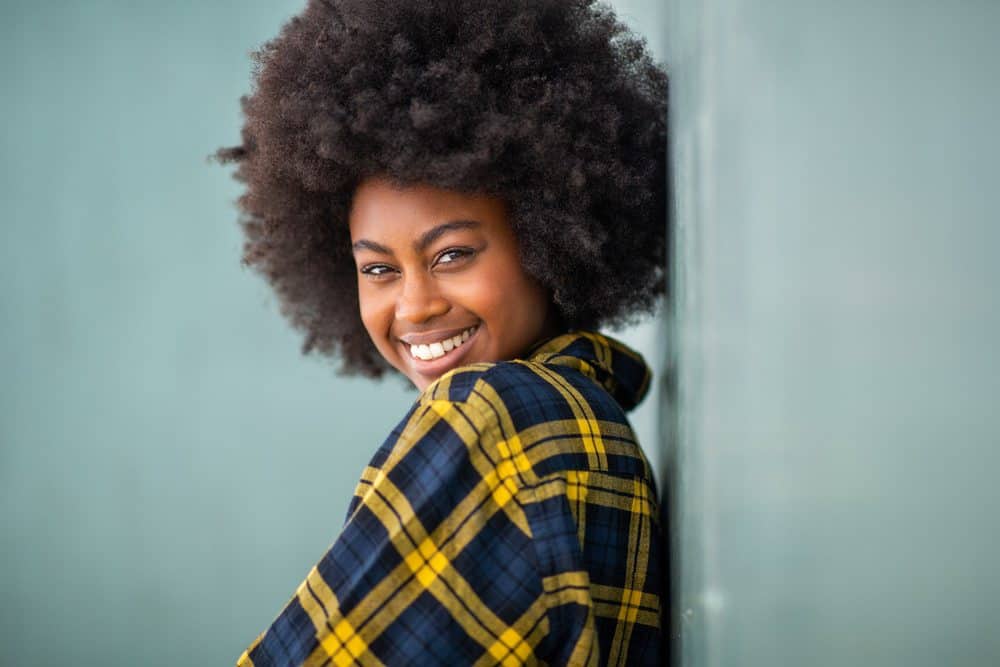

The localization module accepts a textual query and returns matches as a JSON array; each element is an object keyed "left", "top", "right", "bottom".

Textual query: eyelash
[
  {"left": 435, "top": 247, "right": 475, "bottom": 265},
  {"left": 359, "top": 246, "right": 476, "bottom": 279},
  {"left": 359, "top": 264, "right": 396, "bottom": 277}
]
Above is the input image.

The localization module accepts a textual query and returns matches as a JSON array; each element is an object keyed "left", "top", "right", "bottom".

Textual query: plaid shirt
[{"left": 238, "top": 331, "right": 662, "bottom": 666}]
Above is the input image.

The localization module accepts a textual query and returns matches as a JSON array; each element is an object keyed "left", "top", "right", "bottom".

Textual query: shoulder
[
  {"left": 428, "top": 356, "right": 623, "bottom": 404},
  {"left": 421, "top": 358, "right": 625, "bottom": 425},
  {"left": 411, "top": 359, "right": 648, "bottom": 480}
]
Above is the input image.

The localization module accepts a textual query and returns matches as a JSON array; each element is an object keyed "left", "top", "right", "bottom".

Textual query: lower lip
[{"left": 403, "top": 326, "right": 482, "bottom": 379}]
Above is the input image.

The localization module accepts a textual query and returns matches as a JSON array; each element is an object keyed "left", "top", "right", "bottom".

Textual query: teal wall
[
  {"left": 0, "top": 2, "right": 666, "bottom": 665},
  {"left": 664, "top": 1, "right": 1000, "bottom": 665},
  {"left": 0, "top": 2, "right": 417, "bottom": 665}
]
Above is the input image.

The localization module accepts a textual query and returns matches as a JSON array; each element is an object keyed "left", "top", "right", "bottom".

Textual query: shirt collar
[{"left": 527, "top": 330, "right": 652, "bottom": 412}]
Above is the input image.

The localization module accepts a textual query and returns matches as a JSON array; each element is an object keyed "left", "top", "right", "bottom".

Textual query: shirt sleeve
[
  {"left": 520, "top": 469, "right": 663, "bottom": 666},
  {"left": 237, "top": 396, "right": 553, "bottom": 667}
]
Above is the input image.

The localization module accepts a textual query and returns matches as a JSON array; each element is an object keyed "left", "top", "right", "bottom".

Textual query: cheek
[
  {"left": 451, "top": 274, "right": 508, "bottom": 324},
  {"left": 465, "top": 265, "right": 547, "bottom": 331},
  {"left": 358, "top": 289, "right": 391, "bottom": 342}
]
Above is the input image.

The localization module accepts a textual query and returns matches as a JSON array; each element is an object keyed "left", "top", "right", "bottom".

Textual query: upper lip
[{"left": 397, "top": 324, "right": 478, "bottom": 346}]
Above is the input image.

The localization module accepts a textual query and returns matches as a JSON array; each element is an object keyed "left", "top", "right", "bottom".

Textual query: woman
[{"left": 218, "top": 0, "right": 667, "bottom": 664}]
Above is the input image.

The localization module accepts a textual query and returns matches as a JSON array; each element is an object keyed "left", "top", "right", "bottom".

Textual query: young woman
[{"left": 219, "top": 0, "right": 668, "bottom": 664}]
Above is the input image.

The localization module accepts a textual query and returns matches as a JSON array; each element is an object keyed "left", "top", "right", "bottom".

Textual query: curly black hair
[{"left": 217, "top": 0, "right": 668, "bottom": 378}]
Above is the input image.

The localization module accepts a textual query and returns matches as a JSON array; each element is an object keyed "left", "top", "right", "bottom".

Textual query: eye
[
  {"left": 434, "top": 247, "right": 475, "bottom": 267},
  {"left": 359, "top": 263, "right": 398, "bottom": 280}
]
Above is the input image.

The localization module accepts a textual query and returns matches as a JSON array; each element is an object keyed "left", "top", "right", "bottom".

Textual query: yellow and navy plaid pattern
[{"left": 238, "top": 331, "right": 662, "bottom": 666}]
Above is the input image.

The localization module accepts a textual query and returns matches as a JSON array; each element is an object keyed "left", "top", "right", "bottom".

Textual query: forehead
[{"left": 348, "top": 178, "right": 508, "bottom": 240}]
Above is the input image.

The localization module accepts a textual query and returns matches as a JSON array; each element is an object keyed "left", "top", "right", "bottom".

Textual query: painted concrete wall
[{"left": 664, "top": 1, "right": 1000, "bottom": 665}]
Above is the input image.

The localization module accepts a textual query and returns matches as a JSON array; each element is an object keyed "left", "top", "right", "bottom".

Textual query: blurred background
[
  {"left": 3, "top": 0, "right": 999, "bottom": 666},
  {"left": 0, "top": 1, "right": 662, "bottom": 665}
]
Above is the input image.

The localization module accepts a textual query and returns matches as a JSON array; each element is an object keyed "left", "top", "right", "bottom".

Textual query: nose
[{"left": 395, "top": 272, "right": 450, "bottom": 324}]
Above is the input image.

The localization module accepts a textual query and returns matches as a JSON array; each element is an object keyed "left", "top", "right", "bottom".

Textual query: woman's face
[{"left": 349, "top": 178, "right": 557, "bottom": 390}]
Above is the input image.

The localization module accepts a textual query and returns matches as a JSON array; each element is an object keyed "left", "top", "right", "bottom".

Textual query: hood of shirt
[{"left": 527, "top": 330, "right": 652, "bottom": 412}]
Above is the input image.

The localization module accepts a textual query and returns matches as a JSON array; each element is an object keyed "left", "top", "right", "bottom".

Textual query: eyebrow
[{"left": 352, "top": 219, "right": 481, "bottom": 255}]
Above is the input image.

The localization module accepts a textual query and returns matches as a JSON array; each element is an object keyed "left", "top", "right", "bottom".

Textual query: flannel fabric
[{"left": 238, "top": 331, "right": 662, "bottom": 666}]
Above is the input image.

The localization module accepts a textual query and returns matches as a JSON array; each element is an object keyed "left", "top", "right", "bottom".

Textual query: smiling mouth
[{"left": 407, "top": 325, "right": 480, "bottom": 361}]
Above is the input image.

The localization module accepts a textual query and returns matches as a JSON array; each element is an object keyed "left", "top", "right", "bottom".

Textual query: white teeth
[{"left": 407, "top": 326, "right": 478, "bottom": 361}]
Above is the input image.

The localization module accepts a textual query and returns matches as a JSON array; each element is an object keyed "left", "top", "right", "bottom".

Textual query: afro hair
[{"left": 218, "top": 0, "right": 668, "bottom": 378}]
